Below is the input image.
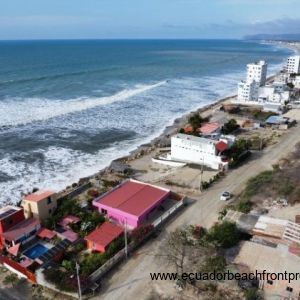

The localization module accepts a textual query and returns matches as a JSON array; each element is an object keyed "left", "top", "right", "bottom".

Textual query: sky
[{"left": 0, "top": 0, "right": 299, "bottom": 40}]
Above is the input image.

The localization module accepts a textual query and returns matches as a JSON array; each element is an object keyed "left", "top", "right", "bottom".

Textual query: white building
[
  {"left": 291, "top": 75, "right": 300, "bottom": 89},
  {"left": 170, "top": 134, "right": 229, "bottom": 170},
  {"left": 286, "top": 55, "right": 300, "bottom": 74},
  {"left": 237, "top": 80, "right": 259, "bottom": 102},
  {"left": 258, "top": 85, "right": 290, "bottom": 104},
  {"left": 247, "top": 60, "right": 268, "bottom": 86}
]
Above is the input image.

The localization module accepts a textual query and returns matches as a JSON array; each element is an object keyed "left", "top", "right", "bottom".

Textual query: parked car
[{"left": 220, "top": 191, "right": 231, "bottom": 201}]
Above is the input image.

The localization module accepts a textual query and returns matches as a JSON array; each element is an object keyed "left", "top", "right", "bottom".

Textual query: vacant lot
[{"left": 233, "top": 142, "right": 300, "bottom": 213}]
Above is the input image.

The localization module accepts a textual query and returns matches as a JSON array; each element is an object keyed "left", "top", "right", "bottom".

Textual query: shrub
[
  {"left": 188, "top": 113, "right": 210, "bottom": 132},
  {"left": 236, "top": 200, "right": 253, "bottom": 213},
  {"left": 201, "top": 255, "right": 226, "bottom": 273},
  {"left": 243, "top": 171, "right": 274, "bottom": 199},
  {"left": 244, "top": 288, "right": 262, "bottom": 300},
  {"left": 207, "top": 221, "right": 240, "bottom": 248},
  {"left": 87, "top": 189, "right": 100, "bottom": 198},
  {"left": 3, "top": 274, "right": 19, "bottom": 286},
  {"left": 131, "top": 225, "right": 154, "bottom": 243},
  {"left": 81, "top": 253, "right": 107, "bottom": 275},
  {"left": 221, "top": 119, "right": 240, "bottom": 134}
]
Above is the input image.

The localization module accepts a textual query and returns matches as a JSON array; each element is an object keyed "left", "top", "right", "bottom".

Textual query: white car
[{"left": 220, "top": 191, "right": 231, "bottom": 201}]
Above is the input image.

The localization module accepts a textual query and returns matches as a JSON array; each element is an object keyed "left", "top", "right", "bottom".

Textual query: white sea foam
[
  {"left": 0, "top": 61, "right": 287, "bottom": 204},
  {"left": 0, "top": 81, "right": 166, "bottom": 127}
]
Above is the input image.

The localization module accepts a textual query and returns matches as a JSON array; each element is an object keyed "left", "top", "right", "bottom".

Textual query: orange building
[{"left": 85, "top": 222, "right": 123, "bottom": 253}]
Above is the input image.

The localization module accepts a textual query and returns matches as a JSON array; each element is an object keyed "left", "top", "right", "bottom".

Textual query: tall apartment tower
[
  {"left": 246, "top": 60, "right": 268, "bottom": 86},
  {"left": 286, "top": 56, "right": 300, "bottom": 74}
]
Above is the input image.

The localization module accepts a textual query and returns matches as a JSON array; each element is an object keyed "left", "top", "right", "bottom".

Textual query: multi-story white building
[
  {"left": 170, "top": 134, "right": 229, "bottom": 170},
  {"left": 237, "top": 80, "right": 259, "bottom": 102},
  {"left": 246, "top": 60, "right": 268, "bottom": 86},
  {"left": 286, "top": 55, "right": 300, "bottom": 74},
  {"left": 258, "top": 85, "right": 290, "bottom": 104},
  {"left": 291, "top": 75, "right": 300, "bottom": 88}
]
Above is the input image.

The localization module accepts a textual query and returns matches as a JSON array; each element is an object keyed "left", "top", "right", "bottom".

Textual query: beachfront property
[
  {"left": 258, "top": 84, "right": 290, "bottom": 104},
  {"left": 93, "top": 179, "right": 171, "bottom": 229},
  {"left": 237, "top": 80, "right": 259, "bottom": 102},
  {"left": 234, "top": 241, "right": 300, "bottom": 299},
  {"left": 286, "top": 55, "right": 300, "bottom": 74},
  {"left": 85, "top": 222, "right": 123, "bottom": 253},
  {"left": 169, "top": 133, "right": 230, "bottom": 170},
  {"left": 235, "top": 58, "right": 295, "bottom": 110},
  {"left": 237, "top": 61, "right": 268, "bottom": 102},
  {"left": 246, "top": 60, "right": 268, "bottom": 86},
  {"left": 21, "top": 190, "right": 57, "bottom": 221},
  {"left": 0, "top": 206, "right": 41, "bottom": 250},
  {"left": 291, "top": 74, "right": 300, "bottom": 89}
]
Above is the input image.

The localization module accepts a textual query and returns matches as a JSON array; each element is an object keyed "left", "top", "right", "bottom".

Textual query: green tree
[
  {"left": 188, "top": 113, "right": 209, "bottom": 132},
  {"left": 206, "top": 221, "right": 240, "bottom": 248},
  {"left": 222, "top": 119, "right": 240, "bottom": 134},
  {"left": 201, "top": 255, "right": 226, "bottom": 273},
  {"left": 3, "top": 274, "right": 19, "bottom": 287}
]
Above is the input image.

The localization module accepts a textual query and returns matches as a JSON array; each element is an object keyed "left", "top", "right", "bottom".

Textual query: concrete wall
[{"left": 171, "top": 135, "right": 222, "bottom": 170}]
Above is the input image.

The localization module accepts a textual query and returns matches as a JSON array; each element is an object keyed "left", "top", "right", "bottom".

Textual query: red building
[
  {"left": 0, "top": 206, "right": 41, "bottom": 250},
  {"left": 0, "top": 206, "right": 25, "bottom": 235},
  {"left": 85, "top": 222, "right": 123, "bottom": 253}
]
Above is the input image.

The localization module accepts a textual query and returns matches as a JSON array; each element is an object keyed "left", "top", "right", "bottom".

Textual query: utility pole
[
  {"left": 200, "top": 158, "right": 204, "bottom": 191},
  {"left": 124, "top": 219, "right": 128, "bottom": 258},
  {"left": 76, "top": 261, "right": 82, "bottom": 300}
]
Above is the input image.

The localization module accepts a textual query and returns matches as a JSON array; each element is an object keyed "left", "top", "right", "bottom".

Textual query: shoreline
[
  {"left": 60, "top": 57, "right": 295, "bottom": 194},
  {"left": 5, "top": 41, "right": 299, "bottom": 203}
]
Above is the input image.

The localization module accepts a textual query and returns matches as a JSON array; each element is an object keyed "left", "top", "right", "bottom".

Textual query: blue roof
[{"left": 265, "top": 115, "right": 285, "bottom": 124}]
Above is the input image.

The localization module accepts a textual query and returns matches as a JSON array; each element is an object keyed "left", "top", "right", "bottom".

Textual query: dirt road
[{"left": 95, "top": 124, "right": 300, "bottom": 300}]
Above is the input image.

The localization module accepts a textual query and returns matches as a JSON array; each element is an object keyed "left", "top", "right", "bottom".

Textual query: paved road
[{"left": 95, "top": 124, "right": 300, "bottom": 300}]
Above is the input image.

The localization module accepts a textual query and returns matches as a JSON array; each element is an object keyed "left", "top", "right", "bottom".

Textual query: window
[
  {"left": 47, "top": 197, "right": 52, "bottom": 204},
  {"left": 101, "top": 209, "right": 107, "bottom": 214},
  {"left": 48, "top": 208, "right": 52, "bottom": 214},
  {"left": 267, "top": 280, "right": 273, "bottom": 285},
  {"left": 286, "top": 286, "right": 293, "bottom": 292}
]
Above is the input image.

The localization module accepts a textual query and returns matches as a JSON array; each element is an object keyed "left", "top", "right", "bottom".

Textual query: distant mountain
[{"left": 244, "top": 33, "right": 300, "bottom": 42}]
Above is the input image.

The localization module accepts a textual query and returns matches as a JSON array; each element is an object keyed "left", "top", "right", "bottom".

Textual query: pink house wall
[{"left": 93, "top": 193, "right": 169, "bottom": 229}]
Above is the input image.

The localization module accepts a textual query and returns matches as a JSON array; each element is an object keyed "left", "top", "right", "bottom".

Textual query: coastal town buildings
[
  {"left": 237, "top": 80, "right": 259, "bottom": 102},
  {"left": 93, "top": 179, "right": 171, "bottom": 229},
  {"left": 85, "top": 222, "right": 123, "bottom": 253},
  {"left": 234, "top": 241, "right": 300, "bottom": 299},
  {"left": 246, "top": 60, "right": 268, "bottom": 86},
  {"left": 170, "top": 133, "right": 230, "bottom": 170},
  {"left": 0, "top": 206, "right": 41, "bottom": 249},
  {"left": 21, "top": 190, "right": 57, "bottom": 221},
  {"left": 258, "top": 84, "right": 290, "bottom": 104},
  {"left": 286, "top": 55, "right": 300, "bottom": 74},
  {"left": 291, "top": 74, "right": 300, "bottom": 89},
  {"left": 237, "top": 60, "right": 267, "bottom": 102},
  {"left": 235, "top": 58, "right": 294, "bottom": 111}
]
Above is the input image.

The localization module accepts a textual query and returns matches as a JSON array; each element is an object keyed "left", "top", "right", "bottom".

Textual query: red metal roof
[
  {"left": 96, "top": 180, "right": 170, "bottom": 217},
  {"left": 37, "top": 228, "right": 56, "bottom": 239},
  {"left": 24, "top": 190, "right": 55, "bottom": 202},
  {"left": 85, "top": 222, "right": 123, "bottom": 248},
  {"left": 59, "top": 229, "right": 78, "bottom": 242},
  {"left": 7, "top": 243, "right": 20, "bottom": 256},
  {"left": 199, "top": 122, "right": 221, "bottom": 134},
  {"left": 216, "top": 141, "right": 228, "bottom": 152},
  {"left": 58, "top": 215, "right": 80, "bottom": 228},
  {"left": 2, "top": 218, "right": 40, "bottom": 241}
]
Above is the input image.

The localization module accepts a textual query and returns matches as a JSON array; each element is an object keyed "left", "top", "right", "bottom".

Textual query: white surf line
[{"left": 0, "top": 80, "right": 167, "bottom": 128}]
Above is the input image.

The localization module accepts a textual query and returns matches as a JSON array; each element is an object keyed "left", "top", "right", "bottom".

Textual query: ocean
[{"left": 0, "top": 39, "right": 292, "bottom": 204}]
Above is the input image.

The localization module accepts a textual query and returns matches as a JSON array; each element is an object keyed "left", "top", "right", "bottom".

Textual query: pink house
[{"left": 93, "top": 179, "right": 170, "bottom": 229}]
